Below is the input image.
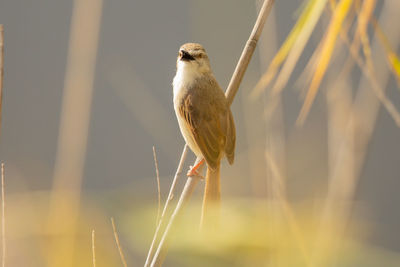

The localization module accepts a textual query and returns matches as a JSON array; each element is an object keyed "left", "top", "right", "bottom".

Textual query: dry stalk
[
  {"left": 45, "top": 0, "right": 103, "bottom": 265},
  {"left": 147, "top": 0, "right": 275, "bottom": 266},
  {"left": 152, "top": 146, "right": 162, "bottom": 225},
  {"left": 92, "top": 230, "right": 96, "bottom": 267},
  {"left": 225, "top": 0, "right": 275, "bottom": 106},
  {"left": 1, "top": 163, "right": 5, "bottom": 267},
  {"left": 111, "top": 218, "right": 128, "bottom": 267},
  {"left": 144, "top": 145, "right": 189, "bottom": 266},
  {"left": 150, "top": 175, "right": 201, "bottom": 267}
]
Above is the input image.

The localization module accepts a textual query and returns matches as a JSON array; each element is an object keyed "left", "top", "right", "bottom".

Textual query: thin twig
[
  {"left": 152, "top": 146, "right": 161, "bottom": 225},
  {"left": 111, "top": 218, "right": 128, "bottom": 267},
  {"left": 144, "top": 145, "right": 189, "bottom": 267},
  {"left": 92, "top": 230, "right": 96, "bottom": 267},
  {"left": 147, "top": 1, "right": 275, "bottom": 266},
  {"left": 225, "top": 0, "right": 275, "bottom": 105},
  {"left": 150, "top": 177, "right": 200, "bottom": 267},
  {"left": 1, "top": 163, "right": 5, "bottom": 267}
]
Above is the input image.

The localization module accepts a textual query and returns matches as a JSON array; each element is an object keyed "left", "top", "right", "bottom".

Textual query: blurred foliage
[{"left": 127, "top": 199, "right": 400, "bottom": 267}]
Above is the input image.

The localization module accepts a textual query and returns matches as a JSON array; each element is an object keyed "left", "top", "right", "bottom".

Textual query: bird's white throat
[{"left": 173, "top": 61, "right": 201, "bottom": 103}]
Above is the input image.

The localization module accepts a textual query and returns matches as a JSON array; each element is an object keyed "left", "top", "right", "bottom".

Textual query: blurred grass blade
[
  {"left": 357, "top": 0, "right": 376, "bottom": 73},
  {"left": 389, "top": 54, "right": 400, "bottom": 86},
  {"left": 333, "top": 5, "right": 400, "bottom": 128},
  {"left": 296, "top": 3, "right": 356, "bottom": 93},
  {"left": 111, "top": 218, "right": 128, "bottom": 267},
  {"left": 251, "top": 0, "right": 325, "bottom": 98},
  {"left": 356, "top": 0, "right": 375, "bottom": 37},
  {"left": 372, "top": 17, "right": 400, "bottom": 86},
  {"left": 270, "top": 0, "right": 328, "bottom": 96},
  {"left": 356, "top": 1, "right": 400, "bottom": 127},
  {"left": 91, "top": 230, "right": 96, "bottom": 267},
  {"left": 297, "top": 0, "right": 353, "bottom": 125}
]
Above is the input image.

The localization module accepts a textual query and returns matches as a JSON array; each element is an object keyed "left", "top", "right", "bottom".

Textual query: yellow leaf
[
  {"left": 251, "top": 0, "right": 325, "bottom": 98},
  {"left": 270, "top": 0, "right": 329, "bottom": 96},
  {"left": 297, "top": 0, "right": 353, "bottom": 125},
  {"left": 390, "top": 55, "right": 400, "bottom": 84},
  {"left": 372, "top": 18, "right": 400, "bottom": 86}
]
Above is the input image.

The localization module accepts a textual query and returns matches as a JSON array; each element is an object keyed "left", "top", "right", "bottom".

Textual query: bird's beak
[{"left": 180, "top": 50, "right": 195, "bottom": 61}]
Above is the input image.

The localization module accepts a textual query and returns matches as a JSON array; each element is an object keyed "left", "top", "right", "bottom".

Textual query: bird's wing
[
  {"left": 179, "top": 92, "right": 225, "bottom": 170},
  {"left": 223, "top": 109, "right": 235, "bottom": 165}
]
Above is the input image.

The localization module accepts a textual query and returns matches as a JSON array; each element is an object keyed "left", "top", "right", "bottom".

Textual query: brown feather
[
  {"left": 178, "top": 75, "right": 234, "bottom": 170},
  {"left": 200, "top": 164, "right": 221, "bottom": 229},
  {"left": 225, "top": 109, "right": 236, "bottom": 165}
]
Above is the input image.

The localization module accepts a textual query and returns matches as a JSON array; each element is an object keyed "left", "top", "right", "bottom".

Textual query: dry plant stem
[
  {"left": 45, "top": 0, "right": 103, "bottom": 265},
  {"left": 144, "top": 145, "right": 189, "bottom": 267},
  {"left": 92, "top": 230, "right": 96, "bottom": 267},
  {"left": 147, "top": 0, "right": 275, "bottom": 266},
  {"left": 1, "top": 163, "right": 5, "bottom": 267},
  {"left": 226, "top": 0, "right": 275, "bottom": 105},
  {"left": 150, "top": 176, "right": 200, "bottom": 267},
  {"left": 152, "top": 146, "right": 161, "bottom": 225},
  {"left": 111, "top": 218, "right": 128, "bottom": 267}
]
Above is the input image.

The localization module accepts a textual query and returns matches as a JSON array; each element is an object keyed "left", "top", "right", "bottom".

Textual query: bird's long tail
[{"left": 200, "top": 164, "right": 221, "bottom": 229}]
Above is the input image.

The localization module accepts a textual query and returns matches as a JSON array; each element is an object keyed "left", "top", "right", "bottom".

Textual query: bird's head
[{"left": 176, "top": 43, "right": 211, "bottom": 74}]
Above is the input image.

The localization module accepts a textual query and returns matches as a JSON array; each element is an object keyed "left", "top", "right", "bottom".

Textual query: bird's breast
[
  {"left": 172, "top": 69, "right": 203, "bottom": 157},
  {"left": 173, "top": 68, "right": 196, "bottom": 102}
]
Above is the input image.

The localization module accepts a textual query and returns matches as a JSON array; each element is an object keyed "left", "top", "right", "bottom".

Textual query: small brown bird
[{"left": 173, "top": 43, "right": 236, "bottom": 226}]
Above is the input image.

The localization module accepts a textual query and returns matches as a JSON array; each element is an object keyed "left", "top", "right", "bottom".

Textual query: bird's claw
[{"left": 187, "top": 165, "right": 204, "bottom": 179}]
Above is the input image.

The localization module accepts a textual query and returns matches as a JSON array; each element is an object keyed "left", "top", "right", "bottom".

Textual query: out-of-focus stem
[
  {"left": 144, "top": 145, "right": 189, "bottom": 267},
  {"left": 45, "top": 0, "right": 103, "bottom": 266}
]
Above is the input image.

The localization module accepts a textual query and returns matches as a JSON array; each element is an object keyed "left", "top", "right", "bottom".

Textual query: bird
[{"left": 172, "top": 43, "right": 236, "bottom": 227}]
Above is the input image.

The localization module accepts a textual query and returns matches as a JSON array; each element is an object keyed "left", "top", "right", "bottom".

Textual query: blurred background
[{"left": 0, "top": 0, "right": 399, "bottom": 266}]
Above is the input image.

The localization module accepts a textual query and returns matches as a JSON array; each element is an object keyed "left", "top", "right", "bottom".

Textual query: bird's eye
[{"left": 179, "top": 51, "right": 183, "bottom": 57}]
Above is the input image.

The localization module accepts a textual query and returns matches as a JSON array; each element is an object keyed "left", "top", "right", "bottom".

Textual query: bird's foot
[
  {"left": 187, "top": 168, "right": 202, "bottom": 178},
  {"left": 187, "top": 159, "right": 205, "bottom": 179}
]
